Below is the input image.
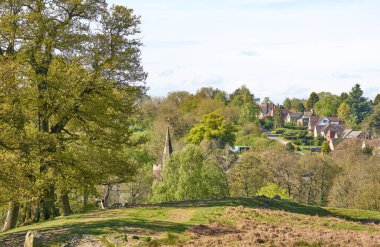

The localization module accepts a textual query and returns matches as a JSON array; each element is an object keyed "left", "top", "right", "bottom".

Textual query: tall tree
[
  {"left": 306, "top": 92, "right": 320, "bottom": 110},
  {"left": 230, "top": 85, "right": 260, "bottom": 123},
  {"left": 374, "top": 94, "right": 380, "bottom": 105},
  {"left": 295, "top": 102, "right": 305, "bottom": 112},
  {"left": 273, "top": 106, "right": 285, "bottom": 128},
  {"left": 283, "top": 98, "right": 292, "bottom": 110},
  {"left": 0, "top": 1, "right": 146, "bottom": 229},
  {"left": 337, "top": 102, "right": 351, "bottom": 122},
  {"left": 346, "top": 84, "right": 371, "bottom": 125}
]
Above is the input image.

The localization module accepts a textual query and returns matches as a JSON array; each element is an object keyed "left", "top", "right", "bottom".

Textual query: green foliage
[
  {"left": 306, "top": 92, "right": 319, "bottom": 110},
  {"left": 273, "top": 107, "right": 285, "bottom": 128},
  {"left": 283, "top": 98, "right": 292, "bottom": 110},
  {"left": 314, "top": 93, "right": 341, "bottom": 116},
  {"left": 150, "top": 145, "right": 228, "bottom": 202},
  {"left": 362, "top": 145, "right": 374, "bottom": 155},
  {"left": 261, "top": 133, "right": 267, "bottom": 138},
  {"left": 295, "top": 102, "right": 305, "bottom": 112},
  {"left": 257, "top": 183, "right": 291, "bottom": 199},
  {"left": 321, "top": 141, "right": 331, "bottom": 154},
  {"left": 228, "top": 152, "right": 268, "bottom": 197},
  {"left": 230, "top": 86, "right": 260, "bottom": 124},
  {"left": 187, "top": 113, "right": 237, "bottom": 147},
  {"left": 0, "top": 1, "right": 146, "bottom": 223},
  {"left": 286, "top": 142, "right": 295, "bottom": 152},
  {"left": 346, "top": 84, "right": 372, "bottom": 125},
  {"left": 314, "top": 135, "right": 325, "bottom": 146},
  {"left": 362, "top": 105, "right": 380, "bottom": 138},
  {"left": 374, "top": 94, "right": 380, "bottom": 105},
  {"left": 260, "top": 116, "right": 274, "bottom": 130},
  {"left": 282, "top": 129, "right": 308, "bottom": 140},
  {"left": 337, "top": 102, "right": 351, "bottom": 122}
]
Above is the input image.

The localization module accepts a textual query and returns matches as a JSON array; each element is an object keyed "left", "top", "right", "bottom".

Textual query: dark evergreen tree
[
  {"left": 306, "top": 92, "right": 320, "bottom": 110},
  {"left": 374, "top": 94, "right": 380, "bottom": 105},
  {"left": 273, "top": 106, "right": 285, "bottom": 128},
  {"left": 347, "top": 84, "right": 371, "bottom": 125}
]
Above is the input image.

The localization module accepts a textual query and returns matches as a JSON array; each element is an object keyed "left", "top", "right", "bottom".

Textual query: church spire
[{"left": 162, "top": 126, "right": 173, "bottom": 163}]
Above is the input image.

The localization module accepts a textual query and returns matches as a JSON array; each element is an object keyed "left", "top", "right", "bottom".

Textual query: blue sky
[{"left": 109, "top": 0, "right": 380, "bottom": 103}]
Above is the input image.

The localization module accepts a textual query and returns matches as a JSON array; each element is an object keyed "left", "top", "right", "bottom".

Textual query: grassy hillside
[{"left": 1, "top": 197, "right": 380, "bottom": 246}]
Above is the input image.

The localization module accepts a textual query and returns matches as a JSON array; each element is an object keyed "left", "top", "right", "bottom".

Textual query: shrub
[
  {"left": 261, "top": 133, "right": 267, "bottom": 138},
  {"left": 273, "top": 128, "right": 287, "bottom": 134},
  {"left": 286, "top": 142, "right": 295, "bottom": 152},
  {"left": 257, "top": 183, "right": 291, "bottom": 199}
]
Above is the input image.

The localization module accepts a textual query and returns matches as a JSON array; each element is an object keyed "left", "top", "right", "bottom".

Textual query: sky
[{"left": 109, "top": 0, "right": 380, "bottom": 103}]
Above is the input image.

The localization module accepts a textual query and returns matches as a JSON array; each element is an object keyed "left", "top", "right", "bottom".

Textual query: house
[
  {"left": 308, "top": 116, "right": 320, "bottom": 134},
  {"left": 259, "top": 103, "right": 275, "bottom": 119},
  {"left": 321, "top": 124, "right": 344, "bottom": 141},
  {"left": 328, "top": 129, "right": 364, "bottom": 151},
  {"left": 229, "top": 146, "right": 251, "bottom": 153},
  {"left": 312, "top": 117, "right": 342, "bottom": 137},
  {"left": 297, "top": 109, "right": 316, "bottom": 126},
  {"left": 153, "top": 126, "right": 173, "bottom": 179},
  {"left": 286, "top": 112, "right": 303, "bottom": 123}
]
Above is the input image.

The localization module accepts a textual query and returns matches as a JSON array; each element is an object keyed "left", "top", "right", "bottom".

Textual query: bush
[
  {"left": 286, "top": 142, "right": 295, "bottom": 152},
  {"left": 292, "top": 140, "right": 302, "bottom": 146},
  {"left": 257, "top": 183, "right": 291, "bottom": 199},
  {"left": 273, "top": 128, "right": 287, "bottom": 134},
  {"left": 260, "top": 133, "right": 267, "bottom": 138}
]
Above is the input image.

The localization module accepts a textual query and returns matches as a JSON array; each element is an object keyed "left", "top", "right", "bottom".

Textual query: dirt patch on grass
[
  {"left": 168, "top": 208, "right": 194, "bottom": 222},
  {"left": 184, "top": 206, "right": 380, "bottom": 247}
]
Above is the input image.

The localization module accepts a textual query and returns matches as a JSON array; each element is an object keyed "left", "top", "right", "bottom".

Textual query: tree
[
  {"left": 296, "top": 102, "right": 305, "bottom": 112},
  {"left": 321, "top": 141, "right": 331, "bottom": 154},
  {"left": 346, "top": 84, "right": 371, "bottom": 125},
  {"left": 283, "top": 98, "right": 292, "bottom": 110},
  {"left": 230, "top": 85, "right": 260, "bottom": 124},
  {"left": 261, "top": 97, "right": 273, "bottom": 104},
  {"left": 340, "top": 92, "right": 349, "bottom": 102},
  {"left": 150, "top": 145, "right": 228, "bottom": 202},
  {"left": 337, "top": 102, "right": 351, "bottom": 122},
  {"left": 228, "top": 152, "right": 268, "bottom": 197},
  {"left": 306, "top": 92, "right": 320, "bottom": 110},
  {"left": 0, "top": 1, "right": 146, "bottom": 229},
  {"left": 362, "top": 105, "right": 380, "bottom": 138},
  {"left": 273, "top": 107, "right": 285, "bottom": 128},
  {"left": 187, "top": 113, "right": 237, "bottom": 147},
  {"left": 314, "top": 93, "right": 341, "bottom": 116},
  {"left": 374, "top": 94, "right": 380, "bottom": 105}
]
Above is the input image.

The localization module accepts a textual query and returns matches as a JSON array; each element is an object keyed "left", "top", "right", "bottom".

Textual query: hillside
[{"left": 1, "top": 198, "right": 379, "bottom": 247}]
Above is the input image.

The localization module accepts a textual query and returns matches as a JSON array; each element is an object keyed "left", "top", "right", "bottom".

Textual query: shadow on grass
[
  {"left": 131, "top": 197, "right": 379, "bottom": 224},
  {"left": 0, "top": 218, "right": 191, "bottom": 245}
]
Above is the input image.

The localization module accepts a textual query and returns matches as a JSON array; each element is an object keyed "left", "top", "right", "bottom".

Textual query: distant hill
[{"left": 1, "top": 197, "right": 379, "bottom": 246}]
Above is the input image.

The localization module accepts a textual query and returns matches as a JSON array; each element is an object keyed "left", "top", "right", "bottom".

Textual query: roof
[
  {"left": 314, "top": 125, "right": 324, "bottom": 135},
  {"left": 346, "top": 131, "right": 363, "bottom": 139},
  {"left": 287, "top": 112, "right": 303, "bottom": 121},
  {"left": 328, "top": 117, "right": 340, "bottom": 123},
  {"left": 309, "top": 116, "right": 320, "bottom": 129},
  {"left": 321, "top": 123, "right": 344, "bottom": 134},
  {"left": 259, "top": 104, "right": 274, "bottom": 115},
  {"left": 281, "top": 109, "right": 291, "bottom": 116}
]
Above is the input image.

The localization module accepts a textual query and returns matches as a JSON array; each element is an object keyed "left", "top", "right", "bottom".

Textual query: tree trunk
[
  {"left": 42, "top": 185, "right": 59, "bottom": 220},
  {"left": 2, "top": 201, "right": 19, "bottom": 232},
  {"left": 101, "top": 184, "right": 112, "bottom": 209},
  {"left": 58, "top": 192, "right": 72, "bottom": 216}
]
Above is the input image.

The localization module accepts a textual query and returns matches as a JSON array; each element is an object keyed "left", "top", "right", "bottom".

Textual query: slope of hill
[{"left": 1, "top": 197, "right": 379, "bottom": 246}]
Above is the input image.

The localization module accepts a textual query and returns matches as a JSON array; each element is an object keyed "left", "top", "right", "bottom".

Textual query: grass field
[{"left": 1, "top": 197, "right": 379, "bottom": 246}]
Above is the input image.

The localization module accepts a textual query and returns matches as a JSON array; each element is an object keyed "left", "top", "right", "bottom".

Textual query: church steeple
[{"left": 162, "top": 126, "right": 173, "bottom": 163}]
